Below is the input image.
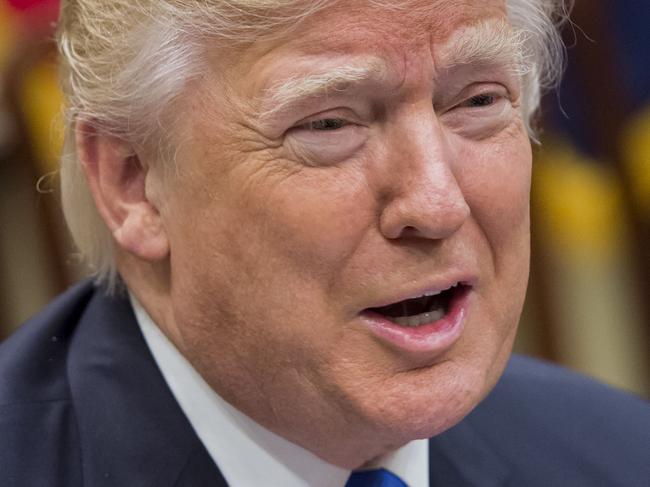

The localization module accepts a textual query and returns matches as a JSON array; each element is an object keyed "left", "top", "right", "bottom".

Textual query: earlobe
[{"left": 75, "top": 121, "right": 170, "bottom": 262}]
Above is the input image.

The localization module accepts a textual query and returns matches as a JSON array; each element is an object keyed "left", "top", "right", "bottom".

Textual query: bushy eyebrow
[
  {"left": 438, "top": 19, "right": 529, "bottom": 75},
  {"left": 257, "top": 60, "right": 389, "bottom": 121}
]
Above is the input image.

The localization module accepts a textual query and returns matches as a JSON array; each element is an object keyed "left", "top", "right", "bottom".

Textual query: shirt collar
[
  {"left": 363, "top": 439, "right": 429, "bottom": 487},
  {"left": 131, "top": 294, "right": 428, "bottom": 487}
]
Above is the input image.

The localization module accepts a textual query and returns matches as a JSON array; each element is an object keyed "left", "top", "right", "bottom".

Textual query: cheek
[
  {"left": 457, "top": 133, "right": 532, "bottom": 248},
  {"left": 452, "top": 133, "right": 532, "bottom": 364},
  {"left": 248, "top": 167, "right": 374, "bottom": 276},
  {"left": 166, "top": 161, "right": 375, "bottom": 347}
]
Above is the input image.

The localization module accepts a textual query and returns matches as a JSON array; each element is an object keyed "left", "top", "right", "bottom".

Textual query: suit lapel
[
  {"left": 66, "top": 287, "right": 228, "bottom": 487},
  {"left": 429, "top": 419, "right": 511, "bottom": 487}
]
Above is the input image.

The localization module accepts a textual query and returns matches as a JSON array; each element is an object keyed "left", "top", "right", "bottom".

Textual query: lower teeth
[{"left": 392, "top": 308, "right": 445, "bottom": 327}]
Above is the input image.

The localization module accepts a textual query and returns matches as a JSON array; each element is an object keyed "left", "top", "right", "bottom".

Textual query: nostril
[{"left": 400, "top": 225, "right": 419, "bottom": 237}]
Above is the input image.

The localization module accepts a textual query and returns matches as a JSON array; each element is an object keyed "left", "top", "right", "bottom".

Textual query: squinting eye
[
  {"left": 461, "top": 94, "right": 497, "bottom": 108},
  {"left": 441, "top": 87, "right": 514, "bottom": 139},
  {"left": 287, "top": 114, "right": 366, "bottom": 166},
  {"left": 303, "top": 118, "right": 348, "bottom": 131}
]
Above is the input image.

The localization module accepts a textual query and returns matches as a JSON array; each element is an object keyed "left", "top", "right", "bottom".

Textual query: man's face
[{"left": 157, "top": 0, "right": 531, "bottom": 467}]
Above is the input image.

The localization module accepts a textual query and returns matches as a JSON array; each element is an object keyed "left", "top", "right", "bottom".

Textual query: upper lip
[{"left": 363, "top": 273, "right": 477, "bottom": 310}]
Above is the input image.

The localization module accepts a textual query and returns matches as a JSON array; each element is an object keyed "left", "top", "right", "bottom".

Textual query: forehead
[
  {"left": 219, "top": 0, "right": 509, "bottom": 93},
  {"left": 231, "top": 0, "right": 506, "bottom": 57},
  {"left": 294, "top": 0, "right": 507, "bottom": 47}
]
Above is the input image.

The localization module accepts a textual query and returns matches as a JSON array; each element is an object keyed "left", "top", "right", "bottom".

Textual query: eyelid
[
  {"left": 285, "top": 120, "right": 367, "bottom": 167},
  {"left": 289, "top": 107, "right": 364, "bottom": 133},
  {"left": 295, "top": 117, "right": 349, "bottom": 131},
  {"left": 439, "top": 82, "right": 511, "bottom": 112},
  {"left": 458, "top": 92, "right": 506, "bottom": 110}
]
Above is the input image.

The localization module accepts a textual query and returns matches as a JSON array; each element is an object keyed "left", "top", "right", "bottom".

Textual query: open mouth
[{"left": 366, "top": 283, "right": 469, "bottom": 327}]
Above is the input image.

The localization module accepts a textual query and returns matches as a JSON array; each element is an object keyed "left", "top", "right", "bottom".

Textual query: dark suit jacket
[{"left": 1, "top": 281, "right": 649, "bottom": 486}]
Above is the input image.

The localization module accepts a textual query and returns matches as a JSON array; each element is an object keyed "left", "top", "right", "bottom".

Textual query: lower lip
[{"left": 360, "top": 286, "right": 471, "bottom": 355}]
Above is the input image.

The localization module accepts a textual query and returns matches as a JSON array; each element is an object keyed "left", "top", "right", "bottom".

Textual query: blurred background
[{"left": 0, "top": 0, "right": 648, "bottom": 398}]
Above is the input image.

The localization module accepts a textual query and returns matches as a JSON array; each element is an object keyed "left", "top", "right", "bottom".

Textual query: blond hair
[{"left": 57, "top": 0, "right": 571, "bottom": 287}]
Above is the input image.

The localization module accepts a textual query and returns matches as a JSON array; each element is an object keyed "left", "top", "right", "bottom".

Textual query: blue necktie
[{"left": 345, "top": 468, "right": 409, "bottom": 487}]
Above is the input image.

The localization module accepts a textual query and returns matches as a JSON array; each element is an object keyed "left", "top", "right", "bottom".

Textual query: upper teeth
[{"left": 421, "top": 282, "right": 457, "bottom": 298}]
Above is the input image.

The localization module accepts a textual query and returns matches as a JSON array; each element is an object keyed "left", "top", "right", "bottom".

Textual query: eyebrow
[
  {"left": 257, "top": 60, "right": 388, "bottom": 121},
  {"left": 438, "top": 19, "right": 528, "bottom": 75}
]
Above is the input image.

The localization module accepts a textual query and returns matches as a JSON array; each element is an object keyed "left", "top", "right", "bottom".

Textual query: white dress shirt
[{"left": 131, "top": 295, "right": 428, "bottom": 487}]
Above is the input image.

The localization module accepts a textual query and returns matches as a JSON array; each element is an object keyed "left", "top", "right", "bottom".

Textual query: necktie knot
[{"left": 345, "top": 468, "right": 408, "bottom": 487}]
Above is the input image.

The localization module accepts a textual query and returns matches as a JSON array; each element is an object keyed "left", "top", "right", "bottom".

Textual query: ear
[{"left": 75, "top": 121, "right": 170, "bottom": 262}]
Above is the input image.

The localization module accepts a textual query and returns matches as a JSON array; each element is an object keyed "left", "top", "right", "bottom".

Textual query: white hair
[{"left": 57, "top": 0, "right": 571, "bottom": 288}]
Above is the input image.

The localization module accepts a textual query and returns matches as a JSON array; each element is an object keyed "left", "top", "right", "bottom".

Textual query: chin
[{"left": 351, "top": 356, "right": 498, "bottom": 445}]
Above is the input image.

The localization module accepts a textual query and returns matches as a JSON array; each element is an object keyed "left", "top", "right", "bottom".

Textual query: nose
[{"left": 378, "top": 112, "right": 470, "bottom": 240}]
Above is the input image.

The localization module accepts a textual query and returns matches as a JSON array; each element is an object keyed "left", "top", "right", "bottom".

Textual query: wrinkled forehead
[
  {"left": 298, "top": 0, "right": 508, "bottom": 45},
  {"left": 215, "top": 0, "right": 508, "bottom": 67}
]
